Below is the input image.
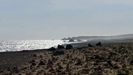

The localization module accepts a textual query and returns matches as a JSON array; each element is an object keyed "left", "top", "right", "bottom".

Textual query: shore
[{"left": 0, "top": 43, "right": 133, "bottom": 75}]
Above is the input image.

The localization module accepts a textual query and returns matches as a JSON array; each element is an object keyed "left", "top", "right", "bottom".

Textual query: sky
[{"left": 0, "top": 0, "right": 133, "bottom": 40}]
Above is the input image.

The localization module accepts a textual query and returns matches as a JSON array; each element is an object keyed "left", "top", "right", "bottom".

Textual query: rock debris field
[{"left": 1, "top": 44, "right": 133, "bottom": 75}]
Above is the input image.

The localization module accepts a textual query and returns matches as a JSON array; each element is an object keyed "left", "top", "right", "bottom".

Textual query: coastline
[{"left": 0, "top": 43, "right": 133, "bottom": 75}]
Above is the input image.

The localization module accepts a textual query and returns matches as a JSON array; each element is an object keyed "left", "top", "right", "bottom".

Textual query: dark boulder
[
  {"left": 48, "top": 47, "right": 56, "bottom": 51},
  {"left": 96, "top": 42, "right": 102, "bottom": 46},
  {"left": 57, "top": 45, "right": 65, "bottom": 49},
  {"left": 88, "top": 43, "right": 93, "bottom": 47},
  {"left": 66, "top": 44, "right": 73, "bottom": 50}
]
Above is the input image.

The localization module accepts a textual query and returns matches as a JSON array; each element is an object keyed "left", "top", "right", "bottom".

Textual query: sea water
[{"left": 0, "top": 40, "right": 66, "bottom": 52}]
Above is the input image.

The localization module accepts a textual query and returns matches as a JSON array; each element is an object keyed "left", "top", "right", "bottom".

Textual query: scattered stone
[
  {"left": 21, "top": 67, "right": 27, "bottom": 70},
  {"left": 31, "top": 62, "right": 36, "bottom": 66},
  {"left": 1, "top": 43, "right": 133, "bottom": 75},
  {"left": 96, "top": 42, "right": 102, "bottom": 46},
  {"left": 29, "top": 59, "right": 35, "bottom": 63},
  {"left": 47, "top": 60, "right": 53, "bottom": 65},
  {"left": 113, "top": 65, "right": 119, "bottom": 69},
  {"left": 38, "top": 60, "right": 45, "bottom": 65},
  {"left": 58, "top": 65, "right": 63, "bottom": 69},
  {"left": 49, "top": 68, "right": 54, "bottom": 72},
  {"left": 75, "top": 59, "right": 82, "bottom": 65}
]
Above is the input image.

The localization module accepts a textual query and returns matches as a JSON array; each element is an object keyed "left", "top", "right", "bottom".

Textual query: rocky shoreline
[{"left": 1, "top": 43, "right": 133, "bottom": 75}]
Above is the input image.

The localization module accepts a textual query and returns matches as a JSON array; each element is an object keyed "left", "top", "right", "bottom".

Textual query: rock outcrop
[
  {"left": 57, "top": 45, "right": 65, "bottom": 49},
  {"left": 66, "top": 44, "right": 73, "bottom": 50},
  {"left": 48, "top": 47, "right": 56, "bottom": 51},
  {"left": 69, "top": 39, "right": 75, "bottom": 42}
]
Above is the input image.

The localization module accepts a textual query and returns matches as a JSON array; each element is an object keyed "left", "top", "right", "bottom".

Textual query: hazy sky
[{"left": 0, "top": 0, "right": 133, "bottom": 40}]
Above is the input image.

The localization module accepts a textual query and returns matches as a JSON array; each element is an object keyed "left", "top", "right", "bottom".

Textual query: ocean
[{"left": 0, "top": 40, "right": 66, "bottom": 52}]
